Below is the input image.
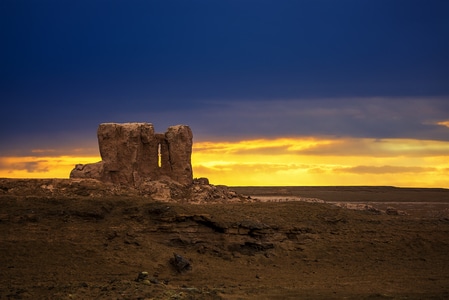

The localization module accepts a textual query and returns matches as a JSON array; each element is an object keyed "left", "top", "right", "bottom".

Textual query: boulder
[
  {"left": 170, "top": 253, "right": 192, "bottom": 272},
  {"left": 70, "top": 162, "right": 104, "bottom": 180}
]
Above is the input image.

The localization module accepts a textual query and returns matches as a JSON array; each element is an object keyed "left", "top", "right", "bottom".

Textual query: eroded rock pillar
[
  {"left": 70, "top": 122, "right": 193, "bottom": 187},
  {"left": 165, "top": 125, "right": 193, "bottom": 185},
  {"left": 97, "top": 123, "right": 157, "bottom": 185}
]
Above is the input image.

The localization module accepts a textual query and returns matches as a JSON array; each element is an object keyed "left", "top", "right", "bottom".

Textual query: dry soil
[{"left": 1, "top": 185, "right": 449, "bottom": 299}]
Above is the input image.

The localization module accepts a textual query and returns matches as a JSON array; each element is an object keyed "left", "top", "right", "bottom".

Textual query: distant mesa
[{"left": 70, "top": 123, "right": 193, "bottom": 186}]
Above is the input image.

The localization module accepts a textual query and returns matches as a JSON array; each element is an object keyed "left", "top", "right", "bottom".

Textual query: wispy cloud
[
  {"left": 0, "top": 159, "right": 49, "bottom": 173},
  {"left": 192, "top": 135, "right": 449, "bottom": 187},
  {"left": 1, "top": 145, "right": 99, "bottom": 157},
  {"left": 134, "top": 97, "right": 449, "bottom": 142},
  {"left": 194, "top": 137, "right": 449, "bottom": 157},
  {"left": 1, "top": 136, "right": 448, "bottom": 187},
  {"left": 192, "top": 160, "right": 448, "bottom": 187},
  {"left": 294, "top": 138, "right": 449, "bottom": 157},
  {"left": 0, "top": 156, "right": 100, "bottom": 178},
  {"left": 2, "top": 102, "right": 449, "bottom": 187},
  {"left": 333, "top": 165, "right": 437, "bottom": 174},
  {"left": 437, "top": 120, "right": 449, "bottom": 128},
  {"left": 2, "top": 97, "right": 448, "bottom": 157}
]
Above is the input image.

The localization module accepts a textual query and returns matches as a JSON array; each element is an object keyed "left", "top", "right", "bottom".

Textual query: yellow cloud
[
  {"left": 192, "top": 137, "right": 449, "bottom": 187},
  {"left": 0, "top": 156, "right": 100, "bottom": 178},
  {"left": 193, "top": 137, "right": 449, "bottom": 157},
  {"left": 333, "top": 165, "right": 437, "bottom": 174},
  {"left": 193, "top": 137, "right": 334, "bottom": 154},
  {"left": 1, "top": 137, "right": 449, "bottom": 188},
  {"left": 437, "top": 120, "right": 449, "bottom": 128}
]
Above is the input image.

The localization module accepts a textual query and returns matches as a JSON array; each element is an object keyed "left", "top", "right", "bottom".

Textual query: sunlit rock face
[{"left": 70, "top": 123, "right": 193, "bottom": 186}]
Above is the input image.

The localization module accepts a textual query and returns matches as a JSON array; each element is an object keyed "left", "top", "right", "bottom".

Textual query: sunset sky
[{"left": 1, "top": 0, "right": 448, "bottom": 187}]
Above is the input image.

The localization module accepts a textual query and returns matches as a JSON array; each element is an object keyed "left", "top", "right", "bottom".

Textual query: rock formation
[{"left": 70, "top": 123, "right": 193, "bottom": 186}]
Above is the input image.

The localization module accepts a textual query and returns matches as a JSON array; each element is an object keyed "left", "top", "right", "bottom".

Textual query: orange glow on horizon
[
  {"left": 1, "top": 137, "right": 448, "bottom": 188},
  {"left": 0, "top": 156, "right": 101, "bottom": 179},
  {"left": 191, "top": 137, "right": 449, "bottom": 188}
]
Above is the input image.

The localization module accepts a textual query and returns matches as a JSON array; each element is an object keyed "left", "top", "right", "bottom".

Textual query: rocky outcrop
[
  {"left": 70, "top": 123, "right": 193, "bottom": 186},
  {"left": 0, "top": 178, "right": 250, "bottom": 204}
]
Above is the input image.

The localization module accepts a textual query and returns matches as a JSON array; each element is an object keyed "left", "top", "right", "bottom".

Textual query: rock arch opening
[{"left": 158, "top": 143, "right": 162, "bottom": 168}]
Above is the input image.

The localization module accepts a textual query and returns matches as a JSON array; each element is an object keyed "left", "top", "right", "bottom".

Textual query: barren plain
[{"left": 1, "top": 181, "right": 449, "bottom": 299}]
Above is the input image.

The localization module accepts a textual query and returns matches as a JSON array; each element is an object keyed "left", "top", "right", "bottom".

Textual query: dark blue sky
[{"left": 1, "top": 0, "right": 448, "bottom": 155}]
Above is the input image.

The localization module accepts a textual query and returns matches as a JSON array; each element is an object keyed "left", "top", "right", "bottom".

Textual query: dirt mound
[{"left": 1, "top": 181, "right": 449, "bottom": 299}]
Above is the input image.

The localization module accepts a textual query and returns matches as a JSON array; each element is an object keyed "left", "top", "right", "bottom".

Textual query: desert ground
[{"left": 1, "top": 180, "right": 449, "bottom": 299}]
